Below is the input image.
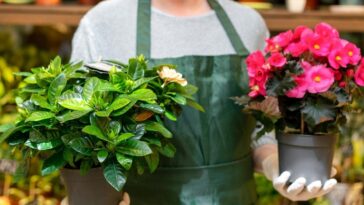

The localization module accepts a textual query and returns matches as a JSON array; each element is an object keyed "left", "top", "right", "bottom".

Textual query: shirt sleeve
[{"left": 70, "top": 18, "right": 100, "bottom": 63}]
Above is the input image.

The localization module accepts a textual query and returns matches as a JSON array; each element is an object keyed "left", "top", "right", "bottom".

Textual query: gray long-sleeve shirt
[{"left": 70, "top": 0, "right": 276, "bottom": 147}]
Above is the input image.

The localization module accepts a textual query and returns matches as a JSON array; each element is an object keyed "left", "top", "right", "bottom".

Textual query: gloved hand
[{"left": 262, "top": 154, "right": 337, "bottom": 201}]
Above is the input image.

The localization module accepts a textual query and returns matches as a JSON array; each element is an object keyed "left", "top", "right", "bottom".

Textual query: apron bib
[{"left": 125, "top": 1, "right": 257, "bottom": 204}]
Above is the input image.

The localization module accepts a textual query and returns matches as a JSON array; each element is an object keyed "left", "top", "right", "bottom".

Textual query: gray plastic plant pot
[
  {"left": 61, "top": 168, "right": 122, "bottom": 205},
  {"left": 277, "top": 133, "right": 337, "bottom": 184}
]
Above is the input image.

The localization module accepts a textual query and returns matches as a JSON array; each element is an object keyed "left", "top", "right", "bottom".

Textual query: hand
[
  {"left": 119, "top": 192, "right": 131, "bottom": 205},
  {"left": 61, "top": 192, "right": 130, "bottom": 205},
  {"left": 262, "top": 154, "right": 337, "bottom": 201},
  {"left": 273, "top": 171, "right": 337, "bottom": 201}
]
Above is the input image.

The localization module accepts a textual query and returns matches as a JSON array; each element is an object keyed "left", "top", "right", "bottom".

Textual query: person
[{"left": 70, "top": 0, "right": 337, "bottom": 204}]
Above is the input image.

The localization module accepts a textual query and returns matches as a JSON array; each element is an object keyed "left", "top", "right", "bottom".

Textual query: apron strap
[
  {"left": 136, "top": 0, "right": 249, "bottom": 58},
  {"left": 136, "top": 0, "right": 152, "bottom": 58}
]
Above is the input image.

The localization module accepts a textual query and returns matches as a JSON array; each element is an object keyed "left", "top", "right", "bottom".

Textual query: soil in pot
[
  {"left": 277, "top": 133, "right": 337, "bottom": 184},
  {"left": 61, "top": 168, "right": 122, "bottom": 205}
]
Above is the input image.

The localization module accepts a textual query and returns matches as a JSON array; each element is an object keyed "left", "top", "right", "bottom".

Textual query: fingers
[
  {"left": 273, "top": 171, "right": 291, "bottom": 192},
  {"left": 297, "top": 178, "right": 337, "bottom": 201},
  {"left": 287, "top": 177, "right": 306, "bottom": 195},
  {"left": 306, "top": 180, "right": 322, "bottom": 194},
  {"left": 272, "top": 171, "right": 337, "bottom": 202}
]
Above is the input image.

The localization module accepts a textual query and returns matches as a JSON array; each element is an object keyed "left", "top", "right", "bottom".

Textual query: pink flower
[
  {"left": 248, "top": 80, "right": 267, "bottom": 97},
  {"left": 285, "top": 42, "right": 308, "bottom": 57},
  {"left": 246, "top": 51, "right": 265, "bottom": 70},
  {"left": 306, "top": 65, "right": 335, "bottom": 93},
  {"left": 250, "top": 67, "right": 268, "bottom": 82},
  {"left": 272, "top": 30, "right": 293, "bottom": 48},
  {"left": 265, "top": 39, "right": 281, "bottom": 53},
  {"left": 308, "top": 34, "right": 331, "bottom": 57},
  {"left": 286, "top": 76, "right": 308, "bottom": 98},
  {"left": 268, "top": 53, "right": 287, "bottom": 68},
  {"left": 354, "top": 59, "right": 364, "bottom": 86},
  {"left": 301, "top": 61, "right": 312, "bottom": 71},
  {"left": 315, "top": 23, "right": 339, "bottom": 39},
  {"left": 300, "top": 28, "right": 315, "bottom": 45},
  {"left": 292, "top": 26, "right": 310, "bottom": 41},
  {"left": 328, "top": 49, "right": 350, "bottom": 69},
  {"left": 344, "top": 43, "right": 361, "bottom": 65}
]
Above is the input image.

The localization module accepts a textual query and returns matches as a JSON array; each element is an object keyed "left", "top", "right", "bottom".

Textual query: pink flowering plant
[{"left": 242, "top": 23, "right": 364, "bottom": 137}]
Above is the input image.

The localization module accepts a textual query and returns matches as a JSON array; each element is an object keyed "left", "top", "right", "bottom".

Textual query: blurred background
[{"left": 0, "top": 0, "right": 363, "bottom": 204}]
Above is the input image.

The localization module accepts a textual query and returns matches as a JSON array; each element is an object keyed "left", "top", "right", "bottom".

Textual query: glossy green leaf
[
  {"left": 115, "top": 133, "right": 135, "bottom": 144},
  {"left": 140, "top": 104, "right": 164, "bottom": 114},
  {"left": 24, "top": 138, "right": 62, "bottom": 150},
  {"left": 63, "top": 148, "right": 75, "bottom": 167},
  {"left": 112, "top": 100, "right": 136, "bottom": 116},
  {"left": 129, "top": 89, "right": 157, "bottom": 102},
  {"left": 109, "top": 121, "right": 122, "bottom": 137},
  {"left": 41, "top": 151, "right": 66, "bottom": 176},
  {"left": 25, "top": 111, "right": 55, "bottom": 122},
  {"left": 13, "top": 72, "right": 32, "bottom": 77},
  {"left": 186, "top": 99, "right": 205, "bottom": 112},
  {"left": 167, "top": 93, "right": 187, "bottom": 105},
  {"left": 80, "top": 160, "right": 93, "bottom": 176},
  {"left": 103, "top": 160, "right": 127, "bottom": 191},
  {"left": 58, "top": 92, "right": 92, "bottom": 111},
  {"left": 116, "top": 153, "right": 133, "bottom": 170},
  {"left": 49, "top": 56, "right": 62, "bottom": 75},
  {"left": 117, "top": 140, "right": 152, "bottom": 157},
  {"left": 128, "top": 56, "right": 146, "bottom": 80},
  {"left": 145, "top": 151, "right": 159, "bottom": 173},
  {"left": 30, "top": 95, "right": 53, "bottom": 110},
  {"left": 133, "top": 124, "right": 146, "bottom": 140},
  {"left": 96, "top": 98, "right": 130, "bottom": 117},
  {"left": 96, "top": 80, "right": 120, "bottom": 92},
  {"left": 145, "top": 121, "right": 172, "bottom": 138},
  {"left": 145, "top": 137, "right": 162, "bottom": 147},
  {"left": 82, "top": 77, "right": 99, "bottom": 102},
  {"left": 158, "top": 143, "right": 176, "bottom": 158},
  {"left": 48, "top": 73, "right": 67, "bottom": 105},
  {"left": 82, "top": 125, "right": 109, "bottom": 142},
  {"left": 97, "top": 149, "right": 109, "bottom": 163},
  {"left": 132, "top": 77, "right": 157, "bottom": 90},
  {"left": 61, "top": 133, "right": 79, "bottom": 144},
  {"left": 69, "top": 137, "right": 93, "bottom": 156},
  {"left": 56, "top": 110, "right": 91, "bottom": 123},
  {"left": 165, "top": 110, "right": 177, "bottom": 121}
]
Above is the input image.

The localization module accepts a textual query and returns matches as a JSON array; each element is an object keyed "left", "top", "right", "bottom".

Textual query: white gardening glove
[{"left": 262, "top": 154, "right": 337, "bottom": 201}]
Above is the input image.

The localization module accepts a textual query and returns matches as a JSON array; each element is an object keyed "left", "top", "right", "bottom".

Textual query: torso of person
[{"left": 71, "top": 1, "right": 269, "bottom": 204}]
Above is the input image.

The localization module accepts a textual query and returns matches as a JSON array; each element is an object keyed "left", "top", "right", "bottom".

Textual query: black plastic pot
[
  {"left": 277, "top": 133, "right": 337, "bottom": 184},
  {"left": 61, "top": 168, "right": 121, "bottom": 205}
]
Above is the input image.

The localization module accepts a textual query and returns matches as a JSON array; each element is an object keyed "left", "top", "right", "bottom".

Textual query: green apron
[{"left": 125, "top": 0, "right": 257, "bottom": 204}]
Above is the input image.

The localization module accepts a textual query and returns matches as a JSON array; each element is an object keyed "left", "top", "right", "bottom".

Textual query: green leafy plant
[{"left": 0, "top": 56, "right": 203, "bottom": 191}]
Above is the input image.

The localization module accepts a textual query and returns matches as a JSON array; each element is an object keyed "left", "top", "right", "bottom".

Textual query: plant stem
[{"left": 300, "top": 111, "right": 304, "bottom": 134}]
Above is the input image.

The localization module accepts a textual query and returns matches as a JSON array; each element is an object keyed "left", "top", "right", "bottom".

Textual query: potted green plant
[
  {"left": 0, "top": 56, "right": 203, "bottom": 205},
  {"left": 239, "top": 22, "right": 364, "bottom": 184}
]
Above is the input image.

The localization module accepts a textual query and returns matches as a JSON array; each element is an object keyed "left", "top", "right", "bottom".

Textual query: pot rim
[{"left": 277, "top": 132, "right": 338, "bottom": 147}]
